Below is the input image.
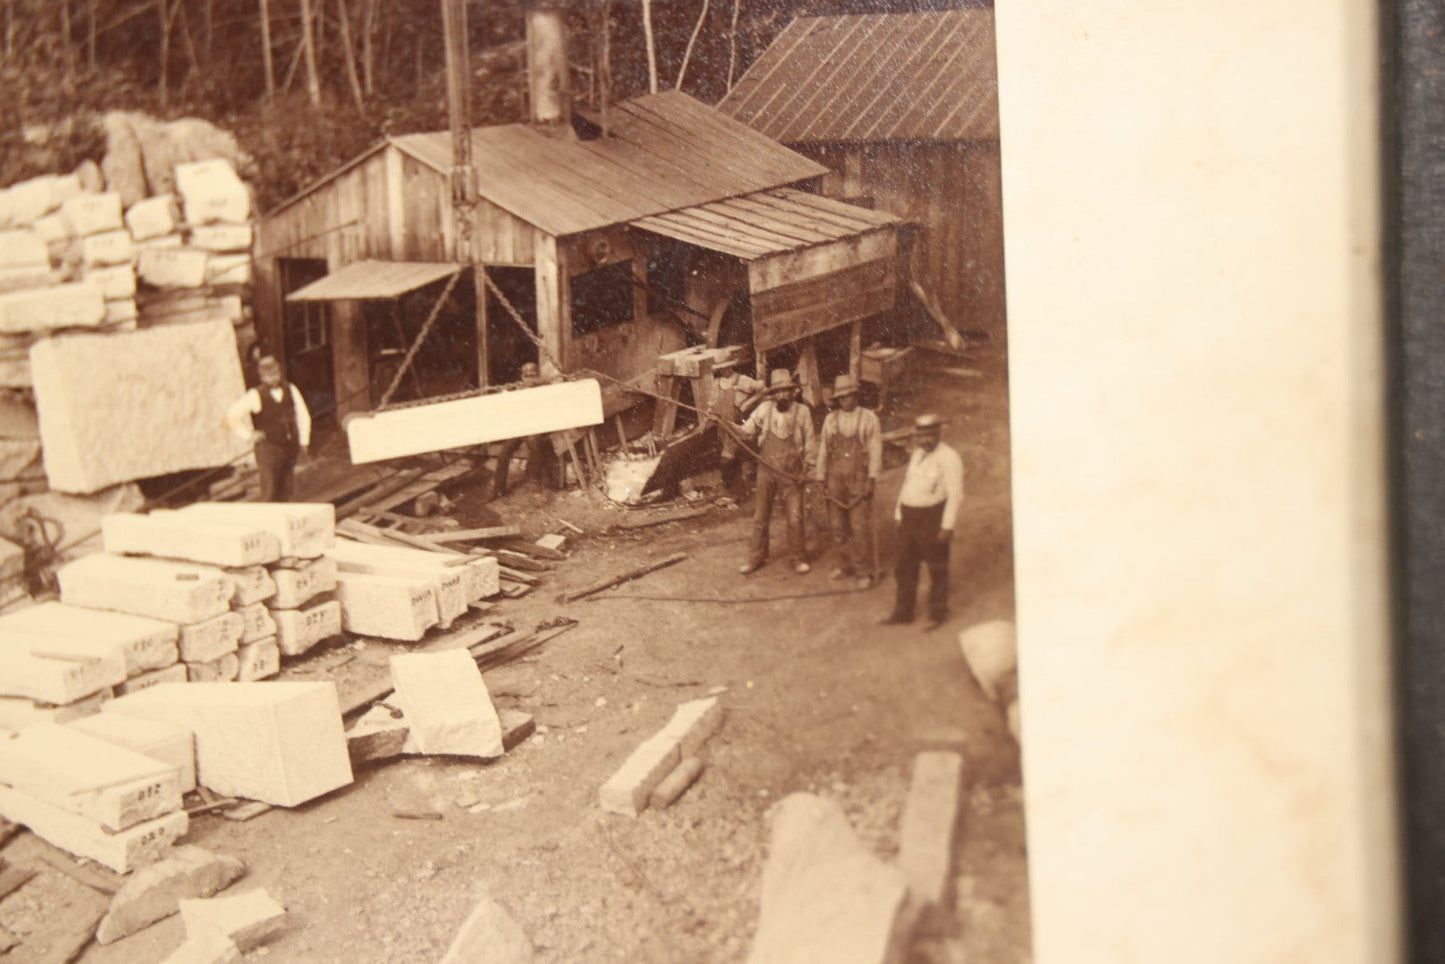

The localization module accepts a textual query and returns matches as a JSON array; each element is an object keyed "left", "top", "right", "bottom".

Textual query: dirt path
[{"left": 6, "top": 359, "right": 1028, "bottom": 964}]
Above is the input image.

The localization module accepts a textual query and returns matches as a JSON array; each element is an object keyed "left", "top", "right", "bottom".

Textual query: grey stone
[
  {"left": 438, "top": 893, "right": 535, "bottom": 964},
  {"left": 96, "top": 845, "right": 246, "bottom": 944}
]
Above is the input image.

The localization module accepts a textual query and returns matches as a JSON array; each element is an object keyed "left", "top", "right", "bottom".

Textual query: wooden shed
[
  {"left": 253, "top": 90, "right": 903, "bottom": 429},
  {"left": 718, "top": 9, "right": 1006, "bottom": 349}
]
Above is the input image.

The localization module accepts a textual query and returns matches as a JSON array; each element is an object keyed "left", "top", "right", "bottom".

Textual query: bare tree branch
[
  {"left": 675, "top": 0, "right": 709, "bottom": 91},
  {"left": 641, "top": 0, "right": 657, "bottom": 94}
]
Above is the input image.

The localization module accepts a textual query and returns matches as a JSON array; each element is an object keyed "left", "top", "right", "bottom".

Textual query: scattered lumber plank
[
  {"left": 473, "top": 621, "right": 576, "bottom": 672},
  {"left": 335, "top": 468, "right": 426, "bottom": 519},
  {"left": 497, "top": 566, "right": 539, "bottom": 586},
  {"left": 616, "top": 506, "right": 710, "bottom": 530},
  {"left": 360, "top": 463, "right": 472, "bottom": 516},
  {"left": 0, "top": 863, "right": 35, "bottom": 900},
  {"left": 507, "top": 539, "right": 566, "bottom": 561},
  {"left": 337, "top": 520, "right": 468, "bottom": 557},
  {"left": 420, "top": 526, "right": 523, "bottom": 544},
  {"left": 34, "top": 844, "right": 122, "bottom": 895},
  {"left": 221, "top": 801, "right": 273, "bottom": 822},
  {"left": 492, "top": 550, "right": 549, "bottom": 572},
  {"left": 564, "top": 552, "right": 688, "bottom": 603},
  {"left": 557, "top": 519, "right": 584, "bottom": 535},
  {"left": 337, "top": 621, "right": 514, "bottom": 718}
]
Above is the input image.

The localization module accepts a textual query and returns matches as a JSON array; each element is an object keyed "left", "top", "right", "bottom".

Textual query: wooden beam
[
  {"left": 563, "top": 552, "right": 687, "bottom": 603},
  {"left": 421, "top": 526, "right": 524, "bottom": 543}
]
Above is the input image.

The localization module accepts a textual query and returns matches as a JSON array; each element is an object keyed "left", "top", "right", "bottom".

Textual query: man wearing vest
[
  {"left": 738, "top": 369, "right": 817, "bottom": 575},
  {"left": 882, "top": 413, "right": 964, "bottom": 631},
  {"left": 225, "top": 355, "right": 312, "bottom": 502},
  {"left": 707, "top": 355, "right": 763, "bottom": 494},
  {"left": 815, "top": 374, "right": 883, "bottom": 587}
]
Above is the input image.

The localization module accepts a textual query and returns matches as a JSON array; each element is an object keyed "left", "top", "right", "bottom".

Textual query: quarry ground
[{"left": 6, "top": 352, "right": 1029, "bottom": 964}]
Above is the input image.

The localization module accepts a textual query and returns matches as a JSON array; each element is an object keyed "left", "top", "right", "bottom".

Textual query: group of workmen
[
  {"left": 710, "top": 355, "right": 964, "bottom": 631},
  {"left": 227, "top": 352, "right": 963, "bottom": 631}
]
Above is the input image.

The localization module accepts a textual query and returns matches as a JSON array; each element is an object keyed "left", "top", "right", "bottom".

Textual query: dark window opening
[
  {"left": 571, "top": 261, "right": 634, "bottom": 338},
  {"left": 645, "top": 244, "right": 687, "bottom": 317}
]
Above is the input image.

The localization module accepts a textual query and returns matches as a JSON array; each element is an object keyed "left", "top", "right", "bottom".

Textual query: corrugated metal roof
[
  {"left": 631, "top": 188, "right": 900, "bottom": 260},
  {"left": 390, "top": 90, "right": 828, "bottom": 237},
  {"left": 285, "top": 260, "right": 460, "bottom": 301},
  {"left": 716, "top": 10, "right": 998, "bottom": 144}
]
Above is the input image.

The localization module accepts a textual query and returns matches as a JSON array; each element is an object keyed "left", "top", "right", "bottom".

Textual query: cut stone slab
[
  {"left": 535, "top": 533, "right": 567, "bottom": 553},
  {"left": 650, "top": 756, "right": 703, "bottom": 810},
  {"left": 235, "top": 637, "right": 279, "bottom": 681},
  {"left": 176, "top": 160, "right": 252, "bottom": 226},
  {"left": 124, "top": 195, "right": 179, "bottom": 241},
  {"left": 0, "top": 640, "right": 124, "bottom": 704},
  {"left": 438, "top": 892, "right": 536, "bottom": 964},
  {"left": 180, "top": 888, "right": 285, "bottom": 952},
  {"left": 0, "top": 722, "right": 182, "bottom": 831},
  {"left": 897, "top": 752, "right": 964, "bottom": 923},
  {"left": 334, "top": 571, "right": 439, "bottom": 641},
  {"left": 347, "top": 378, "right": 604, "bottom": 463},
  {"left": 500, "top": 708, "right": 535, "bottom": 752},
  {"left": 80, "top": 229, "right": 135, "bottom": 267},
  {"left": 203, "top": 253, "right": 251, "bottom": 286},
  {"left": 190, "top": 224, "right": 252, "bottom": 252},
  {"left": 161, "top": 926, "right": 242, "bottom": 964},
  {"left": 70, "top": 712, "right": 196, "bottom": 793},
  {"left": 346, "top": 705, "right": 409, "bottom": 767},
  {"left": 599, "top": 731, "right": 682, "bottom": 817},
  {"left": 104, "top": 511, "right": 282, "bottom": 568},
  {"left": 236, "top": 603, "right": 277, "bottom": 643},
  {"left": 96, "top": 845, "right": 246, "bottom": 945},
  {"left": 0, "top": 689, "right": 111, "bottom": 734},
  {"left": 186, "top": 652, "right": 239, "bottom": 682},
  {"left": 0, "top": 784, "right": 187, "bottom": 873},
  {"left": 0, "top": 280, "right": 104, "bottom": 333},
  {"left": 31, "top": 213, "right": 72, "bottom": 246},
  {"left": 957, "top": 621, "right": 1017, "bottom": 703},
  {"left": 747, "top": 793, "right": 917, "bottom": 964},
  {"left": 271, "top": 599, "right": 342, "bottom": 658},
  {"left": 5, "top": 175, "right": 66, "bottom": 225},
  {"left": 177, "top": 611, "right": 244, "bottom": 663},
  {"left": 223, "top": 565, "right": 277, "bottom": 607},
  {"left": 60, "top": 192, "right": 123, "bottom": 237},
  {"left": 0, "top": 229, "right": 49, "bottom": 269},
  {"left": 85, "top": 263, "right": 136, "bottom": 300},
  {"left": 31, "top": 320, "right": 249, "bottom": 494},
  {"left": 178, "top": 503, "right": 334, "bottom": 559},
  {"left": 118, "top": 663, "right": 188, "bottom": 695},
  {"left": 0, "top": 264, "right": 57, "bottom": 294},
  {"left": 105, "top": 298, "right": 138, "bottom": 325},
  {"left": 658, "top": 697, "right": 723, "bottom": 758},
  {"left": 268, "top": 555, "right": 336, "bottom": 608},
  {"left": 391, "top": 649, "right": 504, "bottom": 757},
  {"left": 328, "top": 539, "right": 485, "bottom": 610},
  {"left": 136, "top": 233, "right": 183, "bottom": 251},
  {"left": 0, "top": 600, "right": 179, "bottom": 675},
  {"left": 138, "top": 247, "right": 208, "bottom": 288},
  {"left": 105, "top": 681, "right": 353, "bottom": 807},
  {"left": 58, "top": 554, "right": 234, "bottom": 623}
]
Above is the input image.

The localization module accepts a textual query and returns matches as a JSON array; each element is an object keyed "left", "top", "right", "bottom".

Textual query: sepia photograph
[{"left": 0, "top": 1, "right": 1028, "bottom": 961}]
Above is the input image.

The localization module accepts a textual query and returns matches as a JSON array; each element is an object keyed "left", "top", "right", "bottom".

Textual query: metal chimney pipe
[{"left": 525, "top": 0, "right": 572, "bottom": 133}]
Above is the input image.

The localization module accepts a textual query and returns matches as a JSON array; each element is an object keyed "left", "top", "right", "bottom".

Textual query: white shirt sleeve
[
  {"left": 224, "top": 389, "right": 260, "bottom": 442},
  {"left": 290, "top": 385, "right": 312, "bottom": 448},
  {"left": 940, "top": 447, "right": 965, "bottom": 531}
]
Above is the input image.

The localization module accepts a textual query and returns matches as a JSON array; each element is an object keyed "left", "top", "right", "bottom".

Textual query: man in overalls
[
  {"left": 707, "top": 355, "right": 762, "bottom": 494},
  {"left": 816, "top": 374, "right": 883, "bottom": 587},
  {"left": 225, "top": 355, "right": 312, "bottom": 502},
  {"left": 738, "top": 369, "right": 816, "bottom": 575}
]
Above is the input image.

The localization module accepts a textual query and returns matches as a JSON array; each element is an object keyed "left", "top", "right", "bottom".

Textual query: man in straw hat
[
  {"left": 737, "top": 368, "right": 817, "bottom": 575},
  {"left": 815, "top": 373, "right": 883, "bottom": 587},
  {"left": 225, "top": 354, "right": 311, "bottom": 502},
  {"left": 707, "top": 354, "right": 763, "bottom": 494},
  {"left": 881, "top": 413, "right": 964, "bottom": 630}
]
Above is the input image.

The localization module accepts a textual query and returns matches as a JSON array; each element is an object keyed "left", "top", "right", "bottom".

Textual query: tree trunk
[
  {"left": 87, "top": 0, "right": 97, "bottom": 72},
  {"left": 178, "top": 0, "right": 203, "bottom": 89},
  {"left": 300, "top": 0, "right": 321, "bottom": 105},
  {"left": 259, "top": 0, "right": 275, "bottom": 97},
  {"left": 204, "top": 0, "right": 213, "bottom": 58},
  {"left": 641, "top": 0, "right": 657, "bottom": 94},
  {"left": 337, "top": 0, "right": 365, "bottom": 111},
  {"left": 59, "top": 0, "right": 74, "bottom": 85},
  {"left": 676, "top": 0, "right": 709, "bottom": 91},
  {"left": 360, "top": 0, "right": 376, "bottom": 95},
  {"left": 158, "top": 0, "right": 172, "bottom": 106}
]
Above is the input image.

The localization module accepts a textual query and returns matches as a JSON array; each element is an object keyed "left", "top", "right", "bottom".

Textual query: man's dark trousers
[
  {"left": 256, "top": 440, "right": 297, "bottom": 502},
  {"left": 892, "top": 502, "right": 950, "bottom": 621}
]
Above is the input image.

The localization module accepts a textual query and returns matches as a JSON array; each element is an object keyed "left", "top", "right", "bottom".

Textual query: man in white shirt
[
  {"left": 882, "top": 412, "right": 964, "bottom": 630},
  {"left": 738, "top": 369, "right": 817, "bottom": 575},
  {"left": 225, "top": 355, "right": 311, "bottom": 502},
  {"left": 815, "top": 374, "right": 883, "bottom": 586}
]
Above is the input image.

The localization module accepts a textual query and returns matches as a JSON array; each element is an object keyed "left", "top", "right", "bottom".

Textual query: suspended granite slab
[{"left": 31, "top": 319, "right": 248, "bottom": 494}]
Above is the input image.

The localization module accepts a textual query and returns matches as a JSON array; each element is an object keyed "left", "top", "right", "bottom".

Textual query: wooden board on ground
[
  {"left": 419, "top": 526, "right": 523, "bottom": 544},
  {"left": 616, "top": 506, "right": 711, "bottom": 530}
]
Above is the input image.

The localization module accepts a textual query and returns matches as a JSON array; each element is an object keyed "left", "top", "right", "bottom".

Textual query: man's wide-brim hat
[
  {"left": 832, "top": 374, "right": 859, "bottom": 397},
  {"left": 767, "top": 369, "right": 797, "bottom": 394},
  {"left": 914, "top": 413, "right": 945, "bottom": 431}
]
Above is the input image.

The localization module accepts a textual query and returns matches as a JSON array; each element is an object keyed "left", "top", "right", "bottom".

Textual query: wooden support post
[
  {"left": 563, "top": 432, "right": 588, "bottom": 489},
  {"left": 474, "top": 265, "right": 489, "bottom": 388},
  {"left": 799, "top": 338, "right": 823, "bottom": 410},
  {"left": 615, "top": 414, "right": 629, "bottom": 452},
  {"left": 533, "top": 235, "right": 570, "bottom": 377},
  {"left": 850, "top": 319, "right": 863, "bottom": 384},
  {"left": 652, "top": 375, "right": 682, "bottom": 439}
]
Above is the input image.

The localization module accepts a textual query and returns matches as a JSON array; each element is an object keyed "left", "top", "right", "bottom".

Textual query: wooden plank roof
[
  {"left": 716, "top": 10, "right": 999, "bottom": 144},
  {"left": 630, "top": 187, "right": 901, "bottom": 261},
  {"left": 285, "top": 260, "right": 459, "bottom": 301},
  {"left": 389, "top": 91, "right": 827, "bottom": 237}
]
